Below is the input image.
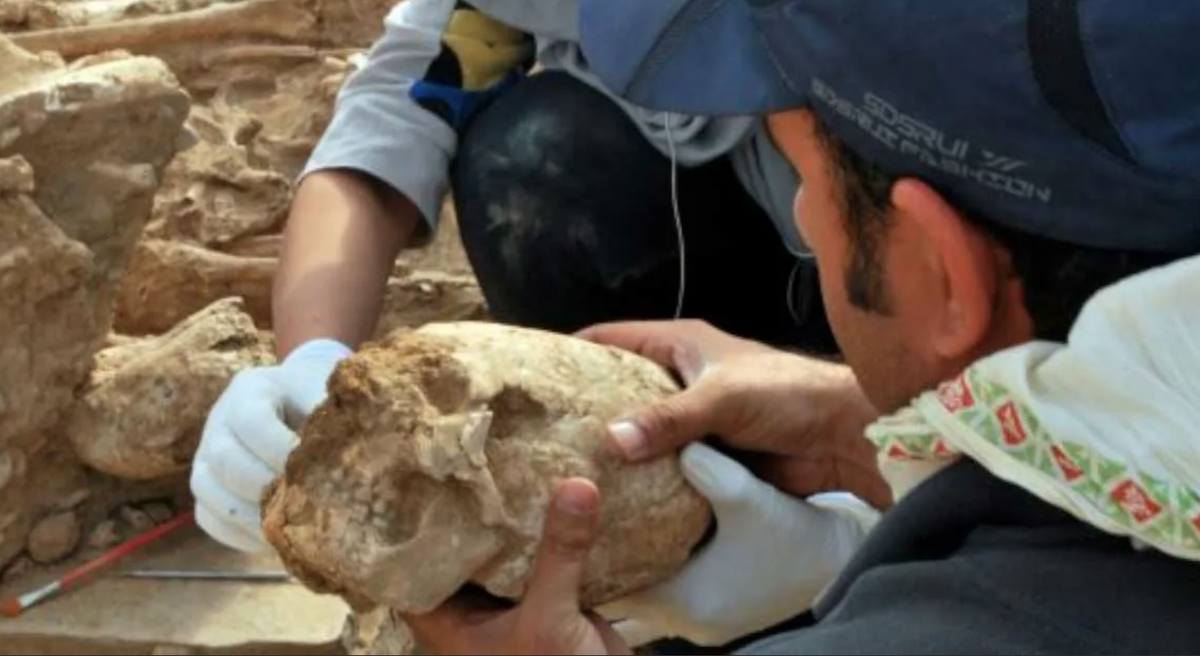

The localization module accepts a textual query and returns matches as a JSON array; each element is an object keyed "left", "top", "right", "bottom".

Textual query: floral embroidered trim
[{"left": 866, "top": 368, "right": 1200, "bottom": 556}]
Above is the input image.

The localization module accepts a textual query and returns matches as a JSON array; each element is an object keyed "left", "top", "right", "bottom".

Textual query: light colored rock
[
  {"left": 375, "top": 271, "right": 488, "bottom": 340},
  {"left": 0, "top": 6, "right": 483, "bottom": 634},
  {"left": 86, "top": 519, "right": 120, "bottom": 550},
  {"left": 114, "top": 239, "right": 275, "bottom": 335},
  {"left": 0, "top": 34, "right": 190, "bottom": 567},
  {"left": 68, "top": 297, "right": 273, "bottom": 480},
  {"left": 0, "top": 155, "right": 34, "bottom": 193},
  {"left": 0, "top": 176, "right": 93, "bottom": 569},
  {"left": 0, "top": 168, "right": 93, "bottom": 450},
  {"left": 54, "top": 489, "right": 90, "bottom": 512},
  {"left": 147, "top": 103, "right": 291, "bottom": 248},
  {"left": 0, "top": 450, "right": 26, "bottom": 496},
  {"left": 119, "top": 506, "right": 154, "bottom": 534},
  {"left": 218, "top": 233, "right": 282, "bottom": 258},
  {"left": 340, "top": 608, "right": 415, "bottom": 656},
  {"left": 0, "top": 0, "right": 72, "bottom": 31},
  {"left": 115, "top": 237, "right": 486, "bottom": 340},
  {"left": 0, "top": 441, "right": 94, "bottom": 571},
  {"left": 27, "top": 511, "right": 81, "bottom": 564},
  {"left": 218, "top": 52, "right": 354, "bottom": 180},
  {"left": 1, "top": 556, "right": 34, "bottom": 585},
  {"left": 311, "top": 0, "right": 396, "bottom": 49},
  {"left": 0, "top": 36, "right": 189, "bottom": 287},
  {"left": 143, "top": 502, "right": 174, "bottom": 525},
  {"left": 262, "top": 321, "right": 712, "bottom": 614},
  {"left": 6, "top": 0, "right": 318, "bottom": 61}
]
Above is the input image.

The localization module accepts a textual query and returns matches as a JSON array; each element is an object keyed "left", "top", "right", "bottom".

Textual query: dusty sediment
[
  {"left": 262, "top": 322, "right": 711, "bottom": 614},
  {"left": 0, "top": 0, "right": 483, "bottom": 650}
]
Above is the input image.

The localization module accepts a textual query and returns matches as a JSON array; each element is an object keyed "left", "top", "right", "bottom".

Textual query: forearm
[{"left": 272, "top": 169, "right": 420, "bottom": 358}]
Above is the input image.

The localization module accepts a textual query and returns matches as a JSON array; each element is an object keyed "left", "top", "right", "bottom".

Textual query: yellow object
[{"left": 442, "top": 7, "right": 533, "bottom": 91}]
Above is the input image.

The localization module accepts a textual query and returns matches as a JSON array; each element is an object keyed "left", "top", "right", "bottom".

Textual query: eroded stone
[
  {"left": 0, "top": 34, "right": 190, "bottom": 567},
  {"left": 262, "top": 321, "right": 712, "bottom": 614},
  {"left": 113, "top": 239, "right": 275, "bottom": 335},
  {"left": 27, "top": 511, "right": 81, "bottom": 564},
  {"left": 67, "top": 297, "right": 274, "bottom": 480}
]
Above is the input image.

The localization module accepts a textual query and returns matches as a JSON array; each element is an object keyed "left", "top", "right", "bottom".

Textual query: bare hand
[
  {"left": 401, "top": 479, "right": 632, "bottom": 656},
  {"left": 578, "top": 320, "right": 889, "bottom": 507}
]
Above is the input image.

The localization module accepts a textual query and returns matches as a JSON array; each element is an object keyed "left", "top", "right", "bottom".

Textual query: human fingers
[
  {"left": 401, "top": 592, "right": 500, "bottom": 656},
  {"left": 575, "top": 320, "right": 678, "bottom": 351},
  {"left": 191, "top": 465, "right": 270, "bottom": 552},
  {"left": 200, "top": 418, "right": 284, "bottom": 506},
  {"left": 218, "top": 370, "right": 299, "bottom": 477},
  {"left": 520, "top": 478, "right": 603, "bottom": 620},
  {"left": 575, "top": 320, "right": 702, "bottom": 377},
  {"left": 607, "top": 379, "right": 728, "bottom": 460},
  {"left": 587, "top": 613, "right": 636, "bottom": 655}
]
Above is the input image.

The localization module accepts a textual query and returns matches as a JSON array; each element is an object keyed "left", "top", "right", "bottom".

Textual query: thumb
[
  {"left": 521, "top": 478, "right": 603, "bottom": 620},
  {"left": 277, "top": 339, "right": 352, "bottom": 419},
  {"left": 608, "top": 383, "right": 723, "bottom": 461}
]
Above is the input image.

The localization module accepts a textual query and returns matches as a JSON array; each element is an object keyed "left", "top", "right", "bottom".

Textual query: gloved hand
[
  {"left": 600, "top": 442, "right": 880, "bottom": 648},
  {"left": 190, "top": 338, "right": 353, "bottom": 552}
]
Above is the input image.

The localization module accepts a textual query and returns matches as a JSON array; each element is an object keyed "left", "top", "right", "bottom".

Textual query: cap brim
[{"left": 577, "top": 0, "right": 802, "bottom": 116}]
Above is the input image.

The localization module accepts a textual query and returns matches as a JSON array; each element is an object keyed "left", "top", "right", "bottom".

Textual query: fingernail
[
  {"left": 608, "top": 421, "right": 646, "bottom": 458},
  {"left": 555, "top": 482, "right": 595, "bottom": 516}
]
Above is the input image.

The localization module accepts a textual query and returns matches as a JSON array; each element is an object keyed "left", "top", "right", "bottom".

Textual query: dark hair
[{"left": 811, "top": 118, "right": 1183, "bottom": 342}]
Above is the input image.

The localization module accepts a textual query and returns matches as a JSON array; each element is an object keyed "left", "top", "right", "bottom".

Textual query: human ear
[{"left": 890, "top": 178, "right": 998, "bottom": 359}]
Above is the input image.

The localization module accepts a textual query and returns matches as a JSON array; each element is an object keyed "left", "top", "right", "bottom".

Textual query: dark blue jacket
[{"left": 730, "top": 459, "right": 1200, "bottom": 654}]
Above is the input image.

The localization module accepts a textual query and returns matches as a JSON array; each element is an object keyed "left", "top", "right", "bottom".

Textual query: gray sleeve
[{"left": 300, "top": 0, "right": 535, "bottom": 233}]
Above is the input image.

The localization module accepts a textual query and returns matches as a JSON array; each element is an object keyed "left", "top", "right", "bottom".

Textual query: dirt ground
[{"left": 0, "top": 0, "right": 482, "bottom": 651}]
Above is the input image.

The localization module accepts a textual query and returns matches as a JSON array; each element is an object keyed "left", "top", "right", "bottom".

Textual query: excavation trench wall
[{"left": 0, "top": 2, "right": 481, "bottom": 650}]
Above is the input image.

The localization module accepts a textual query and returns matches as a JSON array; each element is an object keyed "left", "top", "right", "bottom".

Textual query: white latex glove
[
  {"left": 190, "top": 338, "right": 352, "bottom": 552},
  {"left": 601, "top": 442, "right": 880, "bottom": 648}
]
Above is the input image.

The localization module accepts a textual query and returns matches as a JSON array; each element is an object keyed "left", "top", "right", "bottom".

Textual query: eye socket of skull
[{"left": 261, "top": 322, "right": 714, "bottom": 614}]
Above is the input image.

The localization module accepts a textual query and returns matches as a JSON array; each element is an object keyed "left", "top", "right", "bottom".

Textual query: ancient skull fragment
[{"left": 261, "top": 321, "right": 713, "bottom": 614}]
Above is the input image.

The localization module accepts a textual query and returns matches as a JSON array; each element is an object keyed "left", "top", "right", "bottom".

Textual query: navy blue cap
[{"left": 578, "top": 0, "right": 1200, "bottom": 252}]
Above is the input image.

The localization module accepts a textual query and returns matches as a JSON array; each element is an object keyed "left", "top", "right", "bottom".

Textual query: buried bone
[{"left": 261, "top": 321, "right": 712, "bottom": 614}]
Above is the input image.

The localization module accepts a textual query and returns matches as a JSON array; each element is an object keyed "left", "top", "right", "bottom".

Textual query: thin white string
[
  {"left": 786, "top": 255, "right": 804, "bottom": 325},
  {"left": 664, "top": 114, "right": 685, "bottom": 319},
  {"left": 786, "top": 249, "right": 819, "bottom": 325},
  {"left": 664, "top": 114, "right": 817, "bottom": 326}
]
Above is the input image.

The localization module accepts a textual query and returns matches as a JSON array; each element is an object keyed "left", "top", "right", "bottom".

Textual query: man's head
[
  {"left": 764, "top": 109, "right": 1183, "bottom": 411},
  {"left": 578, "top": 0, "right": 1200, "bottom": 412}
]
